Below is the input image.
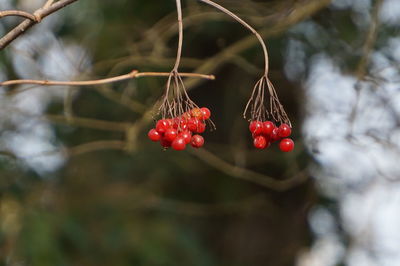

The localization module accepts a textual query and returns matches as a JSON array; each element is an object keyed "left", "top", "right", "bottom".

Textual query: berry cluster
[
  {"left": 148, "top": 107, "right": 211, "bottom": 150},
  {"left": 249, "top": 121, "right": 294, "bottom": 152}
]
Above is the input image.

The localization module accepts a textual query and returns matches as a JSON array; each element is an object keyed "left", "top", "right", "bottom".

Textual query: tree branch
[
  {"left": 0, "top": 0, "right": 79, "bottom": 50},
  {"left": 0, "top": 70, "right": 215, "bottom": 88},
  {"left": 0, "top": 10, "right": 38, "bottom": 21}
]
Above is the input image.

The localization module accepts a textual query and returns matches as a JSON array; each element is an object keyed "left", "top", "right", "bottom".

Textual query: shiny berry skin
[
  {"left": 187, "top": 118, "right": 199, "bottom": 132},
  {"left": 180, "top": 123, "right": 189, "bottom": 132},
  {"left": 196, "top": 122, "right": 206, "bottom": 133},
  {"left": 253, "top": 135, "right": 267, "bottom": 149},
  {"left": 172, "top": 137, "right": 186, "bottom": 151},
  {"left": 279, "top": 138, "right": 294, "bottom": 152},
  {"left": 249, "top": 121, "right": 263, "bottom": 135},
  {"left": 278, "top": 123, "right": 292, "bottom": 138},
  {"left": 179, "top": 131, "right": 192, "bottom": 144},
  {"left": 191, "top": 134, "right": 204, "bottom": 148},
  {"left": 148, "top": 129, "right": 161, "bottom": 142},
  {"left": 263, "top": 121, "right": 275, "bottom": 135},
  {"left": 270, "top": 128, "right": 281, "bottom": 142},
  {"left": 200, "top": 107, "right": 211, "bottom": 120},
  {"left": 164, "top": 128, "right": 178, "bottom": 142},
  {"left": 156, "top": 119, "right": 170, "bottom": 133}
]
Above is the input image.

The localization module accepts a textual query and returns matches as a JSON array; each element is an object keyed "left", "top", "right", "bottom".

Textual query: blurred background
[{"left": 1, "top": 0, "right": 400, "bottom": 265}]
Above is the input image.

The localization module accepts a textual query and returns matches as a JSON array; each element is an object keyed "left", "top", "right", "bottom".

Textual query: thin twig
[
  {"left": 0, "top": 0, "right": 79, "bottom": 50},
  {"left": 198, "top": 0, "right": 269, "bottom": 76},
  {"left": 0, "top": 70, "right": 215, "bottom": 87},
  {"left": 173, "top": 0, "right": 184, "bottom": 71},
  {"left": 0, "top": 10, "right": 38, "bottom": 21}
]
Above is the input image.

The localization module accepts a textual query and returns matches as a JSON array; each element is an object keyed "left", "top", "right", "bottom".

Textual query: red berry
[
  {"left": 160, "top": 138, "right": 171, "bottom": 148},
  {"left": 279, "top": 138, "right": 294, "bottom": 152},
  {"left": 156, "top": 119, "right": 170, "bottom": 133},
  {"left": 196, "top": 121, "right": 206, "bottom": 133},
  {"left": 191, "top": 134, "right": 204, "bottom": 148},
  {"left": 187, "top": 118, "right": 199, "bottom": 132},
  {"left": 148, "top": 129, "right": 161, "bottom": 142},
  {"left": 164, "top": 128, "right": 178, "bottom": 142},
  {"left": 249, "top": 121, "right": 263, "bottom": 135},
  {"left": 172, "top": 137, "right": 186, "bottom": 151},
  {"left": 179, "top": 131, "right": 192, "bottom": 144},
  {"left": 263, "top": 121, "right": 275, "bottom": 135},
  {"left": 278, "top": 123, "right": 292, "bottom": 138},
  {"left": 253, "top": 135, "right": 267, "bottom": 149},
  {"left": 180, "top": 123, "right": 189, "bottom": 132},
  {"left": 270, "top": 128, "right": 281, "bottom": 142},
  {"left": 200, "top": 107, "right": 211, "bottom": 120},
  {"left": 191, "top": 108, "right": 203, "bottom": 119}
]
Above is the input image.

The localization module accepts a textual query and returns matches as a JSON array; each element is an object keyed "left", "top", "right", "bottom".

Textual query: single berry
[
  {"left": 279, "top": 138, "right": 294, "bottom": 152},
  {"left": 187, "top": 118, "right": 199, "bottom": 132},
  {"left": 164, "top": 128, "right": 178, "bottom": 142},
  {"left": 156, "top": 119, "right": 170, "bottom": 133},
  {"left": 191, "top": 108, "right": 203, "bottom": 119},
  {"left": 278, "top": 123, "right": 292, "bottom": 138},
  {"left": 191, "top": 134, "right": 204, "bottom": 148},
  {"left": 172, "top": 137, "right": 186, "bottom": 151},
  {"left": 179, "top": 131, "right": 192, "bottom": 144},
  {"left": 200, "top": 107, "right": 211, "bottom": 120},
  {"left": 253, "top": 135, "right": 267, "bottom": 149},
  {"left": 263, "top": 121, "right": 275, "bottom": 135},
  {"left": 249, "top": 121, "right": 263, "bottom": 135},
  {"left": 270, "top": 128, "right": 281, "bottom": 142},
  {"left": 148, "top": 129, "right": 161, "bottom": 142},
  {"left": 196, "top": 121, "right": 206, "bottom": 133}
]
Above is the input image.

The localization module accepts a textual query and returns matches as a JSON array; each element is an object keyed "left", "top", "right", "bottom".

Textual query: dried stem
[
  {"left": 198, "top": 0, "right": 269, "bottom": 76},
  {"left": 173, "top": 0, "right": 184, "bottom": 71},
  {"left": 0, "top": 10, "right": 38, "bottom": 21},
  {"left": 0, "top": 70, "right": 215, "bottom": 87}
]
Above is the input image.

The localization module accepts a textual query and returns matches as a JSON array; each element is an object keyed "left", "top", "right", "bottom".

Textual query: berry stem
[
  {"left": 198, "top": 0, "right": 269, "bottom": 77},
  {"left": 173, "top": 0, "right": 184, "bottom": 71}
]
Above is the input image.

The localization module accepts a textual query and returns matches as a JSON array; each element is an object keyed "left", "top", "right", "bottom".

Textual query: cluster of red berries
[
  {"left": 249, "top": 121, "right": 294, "bottom": 152},
  {"left": 148, "top": 107, "right": 211, "bottom": 150}
]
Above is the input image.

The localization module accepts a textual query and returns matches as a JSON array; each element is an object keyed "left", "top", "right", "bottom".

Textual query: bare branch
[
  {"left": 0, "top": 0, "right": 79, "bottom": 50},
  {"left": 0, "top": 10, "right": 38, "bottom": 21},
  {"left": 0, "top": 70, "right": 215, "bottom": 88}
]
